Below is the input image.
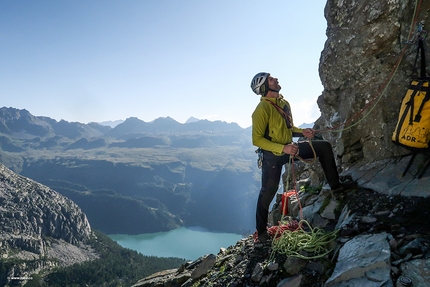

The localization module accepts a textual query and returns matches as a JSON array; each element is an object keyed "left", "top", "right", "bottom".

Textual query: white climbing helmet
[{"left": 250, "top": 72, "right": 270, "bottom": 96}]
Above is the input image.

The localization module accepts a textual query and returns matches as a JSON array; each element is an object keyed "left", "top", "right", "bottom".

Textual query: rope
[
  {"left": 269, "top": 139, "right": 310, "bottom": 245},
  {"left": 267, "top": 154, "right": 302, "bottom": 245},
  {"left": 267, "top": 136, "right": 317, "bottom": 242},
  {"left": 295, "top": 139, "right": 317, "bottom": 164},
  {"left": 270, "top": 220, "right": 339, "bottom": 260},
  {"left": 278, "top": 138, "right": 317, "bottom": 222},
  {"left": 262, "top": 0, "right": 422, "bottom": 264},
  {"left": 315, "top": 0, "right": 423, "bottom": 134},
  {"left": 267, "top": 159, "right": 337, "bottom": 263},
  {"left": 264, "top": 99, "right": 294, "bottom": 129}
]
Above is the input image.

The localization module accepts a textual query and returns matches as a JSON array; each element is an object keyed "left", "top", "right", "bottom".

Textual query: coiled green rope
[{"left": 271, "top": 220, "right": 338, "bottom": 260}]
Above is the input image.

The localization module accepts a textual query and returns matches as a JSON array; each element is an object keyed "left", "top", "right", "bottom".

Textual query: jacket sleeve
[
  {"left": 292, "top": 126, "right": 304, "bottom": 137},
  {"left": 252, "top": 103, "right": 285, "bottom": 154}
]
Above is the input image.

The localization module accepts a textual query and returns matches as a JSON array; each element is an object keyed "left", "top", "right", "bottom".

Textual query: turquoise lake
[{"left": 109, "top": 227, "right": 243, "bottom": 261}]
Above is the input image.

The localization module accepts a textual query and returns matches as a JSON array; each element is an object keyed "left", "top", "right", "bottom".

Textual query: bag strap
[
  {"left": 394, "top": 81, "right": 422, "bottom": 143},
  {"left": 408, "top": 81, "right": 423, "bottom": 125},
  {"left": 412, "top": 36, "right": 427, "bottom": 79},
  {"left": 414, "top": 81, "right": 430, "bottom": 122},
  {"left": 264, "top": 99, "right": 293, "bottom": 129}
]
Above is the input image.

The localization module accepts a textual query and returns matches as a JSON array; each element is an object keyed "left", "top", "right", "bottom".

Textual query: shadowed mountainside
[
  {"left": 0, "top": 107, "right": 259, "bottom": 235},
  {"left": 0, "top": 163, "right": 186, "bottom": 286}
]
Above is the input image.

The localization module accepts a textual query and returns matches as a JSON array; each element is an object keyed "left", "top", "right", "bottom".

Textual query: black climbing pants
[{"left": 256, "top": 140, "right": 340, "bottom": 235}]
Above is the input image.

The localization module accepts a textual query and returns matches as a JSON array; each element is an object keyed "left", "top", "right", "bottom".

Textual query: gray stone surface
[
  {"left": 0, "top": 163, "right": 98, "bottom": 281},
  {"left": 325, "top": 233, "right": 392, "bottom": 287},
  {"left": 400, "top": 259, "right": 430, "bottom": 287}
]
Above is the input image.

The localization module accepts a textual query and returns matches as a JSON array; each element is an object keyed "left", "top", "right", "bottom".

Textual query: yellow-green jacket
[{"left": 252, "top": 95, "right": 303, "bottom": 156}]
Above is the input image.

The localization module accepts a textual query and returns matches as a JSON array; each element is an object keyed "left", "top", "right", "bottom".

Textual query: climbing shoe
[
  {"left": 334, "top": 181, "right": 358, "bottom": 192},
  {"left": 339, "top": 175, "right": 353, "bottom": 182},
  {"left": 257, "top": 232, "right": 271, "bottom": 244}
]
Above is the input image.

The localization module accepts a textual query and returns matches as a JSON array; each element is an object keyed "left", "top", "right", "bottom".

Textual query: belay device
[{"left": 392, "top": 22, "right": 430, "bottom": 149}]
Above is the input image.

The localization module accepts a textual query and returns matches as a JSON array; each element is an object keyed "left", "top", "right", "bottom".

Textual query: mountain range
[{"left": 0, "top": 106, "right": 259, "bottom": 235}]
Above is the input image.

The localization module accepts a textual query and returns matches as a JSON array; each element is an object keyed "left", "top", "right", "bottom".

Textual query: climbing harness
[{"left": 255, "top": 139, "right": 317, "bottom": 169}]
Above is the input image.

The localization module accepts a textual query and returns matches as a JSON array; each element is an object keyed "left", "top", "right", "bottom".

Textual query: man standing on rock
[{"left": 250, "top": 72, "right": 355, "bottom": 243}]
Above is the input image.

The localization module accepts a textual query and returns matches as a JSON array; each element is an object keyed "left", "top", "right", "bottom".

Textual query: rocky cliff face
[
  {"left": 132, "top": 186, "right": 430, "bottom": 286},
  {"left": 0, "top": 163, "right": 97, "bottom": 282},
  {"left": 314, "top": 0, "right": 430, "bottom": 197},
  {"left": 317, "top": 0, "right": 430, "bottom": 166}
]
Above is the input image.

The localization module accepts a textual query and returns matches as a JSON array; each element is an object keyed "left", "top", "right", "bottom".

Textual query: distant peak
[
  {"left": 186, "top": 116, "right": 200, "bottom": 124},
  {"left": 298, "top": 122, "right": 314, "bottom": 128},
  {"left": 124, "top": 117, "right": 145, "bottom": 123},
  {"left": 97, "top": 120, "right": 124, "bottom": 128},
  {"left": 153, "top": 116, "right": 177, "bottom": 122}
]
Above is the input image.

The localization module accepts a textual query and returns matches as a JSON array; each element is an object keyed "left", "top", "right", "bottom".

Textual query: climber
[{"left": 250, "top": 72, "right": 356, "bottom": 243}]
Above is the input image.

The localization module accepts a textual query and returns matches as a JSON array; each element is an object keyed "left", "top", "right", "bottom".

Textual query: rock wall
[
  {"left": 0, "top": 163, "right": 97, "bottom": 281},
  {"left": 0, "top": 164, "right": 92, "bottom": 246},
  {"left": 317, "top": 0, "right": 430, "bottom": 169}
]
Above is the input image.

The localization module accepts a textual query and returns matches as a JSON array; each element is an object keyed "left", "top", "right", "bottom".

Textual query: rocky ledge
[{"left": 133, "top": 185, "right": 430, "bottom": 286}]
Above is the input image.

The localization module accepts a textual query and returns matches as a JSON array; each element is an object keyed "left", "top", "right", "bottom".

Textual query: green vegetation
[{"left": 300, "top": 184, "right": 322, "bottom": 195}]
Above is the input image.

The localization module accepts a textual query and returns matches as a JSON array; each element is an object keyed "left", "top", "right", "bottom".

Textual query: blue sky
[{"left": 0, "top": 1, "right": 327, "bottom": 128}]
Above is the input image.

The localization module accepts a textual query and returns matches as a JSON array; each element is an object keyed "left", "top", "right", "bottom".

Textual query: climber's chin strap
[{"left": 267, "top": 87, "right": 282, "bottom": 95}]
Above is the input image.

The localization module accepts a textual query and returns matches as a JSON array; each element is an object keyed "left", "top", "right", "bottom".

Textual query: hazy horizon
[{"left": 1, "top": 1, "right": 326, "bottom": 130}]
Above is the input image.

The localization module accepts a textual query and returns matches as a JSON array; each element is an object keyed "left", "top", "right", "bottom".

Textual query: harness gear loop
[{"left": 255, "top": 148, "right": 263, "bottom": 169}]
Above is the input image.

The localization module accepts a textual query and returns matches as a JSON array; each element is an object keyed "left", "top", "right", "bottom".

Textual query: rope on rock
[
  {"left": 267, "top": 219, "right": 299, "bottom": 238},
  {"left": 265, "top": 0, "right": 423, "bottom": 263},
  {"left": 314, "top": 0, "right": 423, "bottom": 135},
  {"left": 270, "top": 220, "right": 338, "bottom": 260}
]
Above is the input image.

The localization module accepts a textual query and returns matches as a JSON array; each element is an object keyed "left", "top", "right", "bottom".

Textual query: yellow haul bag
[{"left": 392, "top": 80, "right": 430, "bottom": 149}]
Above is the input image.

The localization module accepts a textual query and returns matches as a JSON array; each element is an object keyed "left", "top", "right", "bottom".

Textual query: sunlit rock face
[
  {"left": 0, "top": 163, "right": 96, "bottom": 272},
  {"left": 317, "top": 0, "right": 430, "bottom": 168}
]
